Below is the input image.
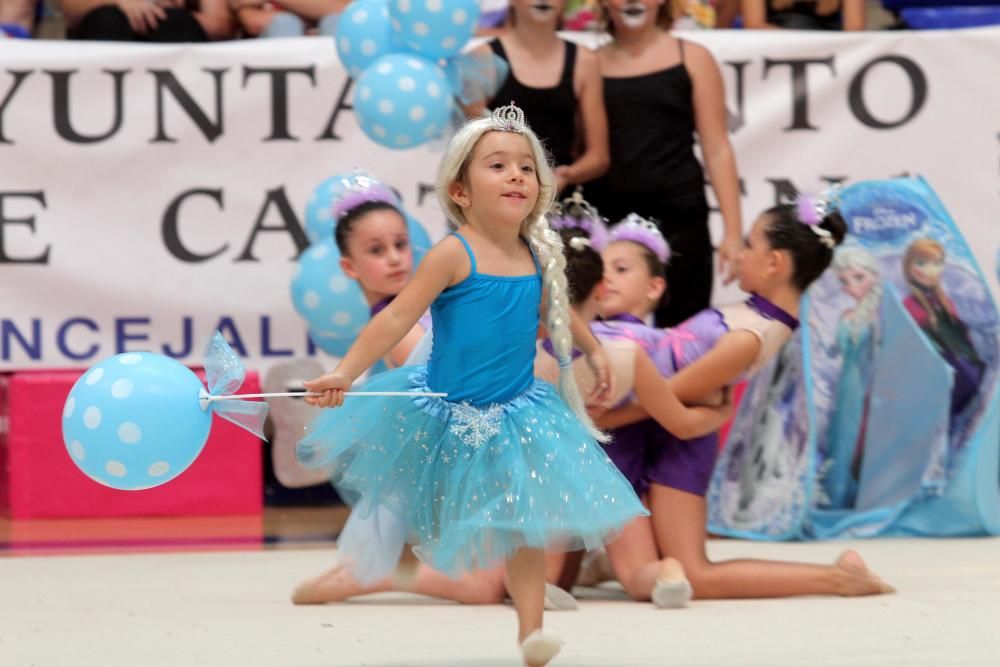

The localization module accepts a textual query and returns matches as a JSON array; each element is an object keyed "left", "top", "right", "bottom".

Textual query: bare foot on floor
[
  {"left": 834, "top": 550, "right": 896, "bottom": 596},
  {"left": 291, "top": 565, "right": 364, "bottom": 605}
]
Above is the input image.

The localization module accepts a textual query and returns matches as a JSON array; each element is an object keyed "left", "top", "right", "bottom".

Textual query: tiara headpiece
[
  {"left": 605, "top": 213, "right": 671, "bottom": 264},
  {"left": 492, "top": 102, "right": 527, "bottom": 133},
  {"left": 794, "top": 185, "right": 841, "bottom": 249},
  {"left": 331, "top": 169, "right": 400, "bottom": 221},
  {"left": 547, "top": 189, "right": 609, "bottom": 249}
]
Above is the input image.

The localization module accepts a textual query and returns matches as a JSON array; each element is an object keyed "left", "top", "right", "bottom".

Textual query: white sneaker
[
  {"left": 543, "top": 583, "right": 578, "bottom": 611},
  {"left": 651, "top": 578, "right": 693, "bottom": 609},
  {"left": 520, "top": 629, "right": 564, "bottom": 665}
]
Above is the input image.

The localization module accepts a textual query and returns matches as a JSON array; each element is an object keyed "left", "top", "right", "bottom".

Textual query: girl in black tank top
[
  {"left": 469, "top": 1, "right": 609, "bottom": 196},
  {"left": 743, "top": 0, "right": 867, "bottom": 30},
  {"left": 599, "top": 41, "right": 703, "bottom": 203},
  {"left": 586, "top": 1, "right": 743, "bottom": 329},
  {"left": 489, "top": 38, "right": 577, "bottom": 169}
]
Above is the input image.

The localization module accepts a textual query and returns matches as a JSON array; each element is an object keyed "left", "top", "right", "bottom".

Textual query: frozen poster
[
  {"left": 709, "top": 177, "right": 1000, "bottom": 539},
  {"left": 837, "top": 177, "right": 998, "bottom": 461}
]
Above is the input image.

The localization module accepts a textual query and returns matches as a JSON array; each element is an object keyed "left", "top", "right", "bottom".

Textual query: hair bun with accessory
[
  {"left": 794, "top": 186, "right": 842, "bottom": 250},
  {"left": 605, "top": 213, "right": 671, "bottom": 264},
  {"left": 331, "top": 170, "right": 400, "bottom": 221},
  {"left": 547, "top": 188, "right": 609, "bottom": 248}
]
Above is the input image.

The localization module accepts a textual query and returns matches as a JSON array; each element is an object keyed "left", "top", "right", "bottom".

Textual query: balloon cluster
[
  {"left": 335, "top": 0, "right": 481, "bottom": 149},
  {"left": 294, "top": 169, "right": 432, "bottom": 357}
]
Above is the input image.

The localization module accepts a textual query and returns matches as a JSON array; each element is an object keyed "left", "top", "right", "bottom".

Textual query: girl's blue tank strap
[{"left": 451, "top": 230, "right": 477, "bottom": 275}]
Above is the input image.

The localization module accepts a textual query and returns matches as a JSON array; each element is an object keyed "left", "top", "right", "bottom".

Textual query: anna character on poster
[{"left": 902, "top": 238, "right": 985, "bottom": 417}]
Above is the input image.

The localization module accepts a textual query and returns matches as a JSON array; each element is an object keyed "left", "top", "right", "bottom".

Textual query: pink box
[{"left": 0, "top": 369, "right": 263, "bottom": 519}]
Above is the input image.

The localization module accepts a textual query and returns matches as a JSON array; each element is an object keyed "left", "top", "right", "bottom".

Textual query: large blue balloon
[
  {"left": 305, "top": 171, "right": 355, "bottom": 245},
  {"left": 355, "top": 53, "right": 453, "bottom": 150},
  {"left": 336, "top": 0, "right": 396, "bottom": 78},
  {"left": 405, "top": 212, "right": 433, "bottom": 260},
  {"left": 305, "top": 171, "right": 405, "bottom": 246},
  {"left": 62, "top": 353, "right": 212, "bottom": 490},
  {"left": 291, "top": 239, "right": 370, "bottom": 357},
  {"left": 389, "top": 0, "right": 479, "bottom": 59}
]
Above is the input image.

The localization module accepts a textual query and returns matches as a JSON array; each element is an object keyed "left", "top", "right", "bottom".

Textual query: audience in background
[
  {"left": 231, "top": 0, "right": 346, "bottom": 39},
  {"left": 60, "top": 0, "right": 236, "bottom": 41},
  {"left": 742, "top": 0, "right": 866, "bottom": 30}
]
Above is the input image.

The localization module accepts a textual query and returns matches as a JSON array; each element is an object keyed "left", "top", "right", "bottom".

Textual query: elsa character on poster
[{"left": 822, "top": 247, "right": 882, "bottom": 509}]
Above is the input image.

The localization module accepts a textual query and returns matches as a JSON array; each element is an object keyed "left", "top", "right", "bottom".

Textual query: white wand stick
[{"left": 205, "top": 391, "right": 447, "bottom": 402}]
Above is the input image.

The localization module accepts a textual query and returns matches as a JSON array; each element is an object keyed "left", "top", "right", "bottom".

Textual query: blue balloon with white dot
[
  {"left": 291, "top": 238, "right": 370, "bottom": 357},
  {"left": 62, "top": 353, "right": 212, "bottom": 490},
  {"left": 336, "top": 0, "right": 396, "bottom": 78},
  {"left": 355, "top": 53, "right": 453, "bottom": 150},
  {"left": 305, "top": 173, "right": 405, "bottom": 246},
  {"left": 406, "top": 212, "right": 432, "bottom": 259},
  {"left": 305, "top": 172, "right": 356, "bottom": 245},
  {"left": 389, "top": 0, "right": 479, "bottom": 60}
]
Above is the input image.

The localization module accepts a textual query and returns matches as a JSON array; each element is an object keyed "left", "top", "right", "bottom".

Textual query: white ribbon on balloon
[{"left": 199, "top": 331, "right": 270, "bottom": 440}]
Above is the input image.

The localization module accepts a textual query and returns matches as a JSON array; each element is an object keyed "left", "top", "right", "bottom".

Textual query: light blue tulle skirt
[{"left": 297, "top": 366, "right": 647, "bottom": 577}]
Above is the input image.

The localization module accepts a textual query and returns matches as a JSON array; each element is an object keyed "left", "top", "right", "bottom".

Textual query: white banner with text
[{"left": 2, "top": 29, "right": 998, "bottom": 371}]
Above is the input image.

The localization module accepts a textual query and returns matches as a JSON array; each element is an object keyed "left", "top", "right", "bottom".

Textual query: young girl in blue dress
[
  {"left": 290, "top": 214, "right": 734, "bottom": 618},
  {"left": 296, "top": 106, "right": 646, "bottom": 666}
]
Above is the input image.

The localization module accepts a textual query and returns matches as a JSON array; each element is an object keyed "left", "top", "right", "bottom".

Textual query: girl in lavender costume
[
  {"left": 270, "top": 172, "right": 433, "bottom": 488},
  {"left": 288, "top": 172, "right": 436, "bottom": 592},
  {"left": 328, "top": 171, "right": 432, "bottom": 366},
  {"left": 549, "top": 195, "right": 895, "bottom": 603}
]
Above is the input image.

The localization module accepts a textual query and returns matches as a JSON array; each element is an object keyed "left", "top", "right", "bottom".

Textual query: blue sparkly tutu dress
[{"left": 297, "top": 232, "right": 647, "bottom": 576}]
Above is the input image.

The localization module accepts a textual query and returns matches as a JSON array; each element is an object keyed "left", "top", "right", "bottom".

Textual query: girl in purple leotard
[{"left": 543, "top": 195, "right": 895, "bottom": 605}]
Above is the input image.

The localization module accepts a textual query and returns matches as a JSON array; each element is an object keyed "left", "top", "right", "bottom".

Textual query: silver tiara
[{"left": 492, "top": 103, "right": 527, "bottom": 133}]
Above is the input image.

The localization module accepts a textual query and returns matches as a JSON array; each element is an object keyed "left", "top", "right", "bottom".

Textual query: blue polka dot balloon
[
  {"left": 355, "top": 53, "right": 453, "bottom": 150},
  {"left": 389, "top": 0, "right": 479, "bottom": 60},
  {"left": 291, "top": 238, "right": 370, "bottom": 357},
  {"left": 305, "top": 171, "right": 353, "bottom": 245},
  {"left": 62, "top": 353, "right": 212, "bottom": 490},
  {"left": 336, "top": 0, "right": 396, "bottom": 78},
  {"left": 406, "top": 212, "right": 433, "bottom": 260}
]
